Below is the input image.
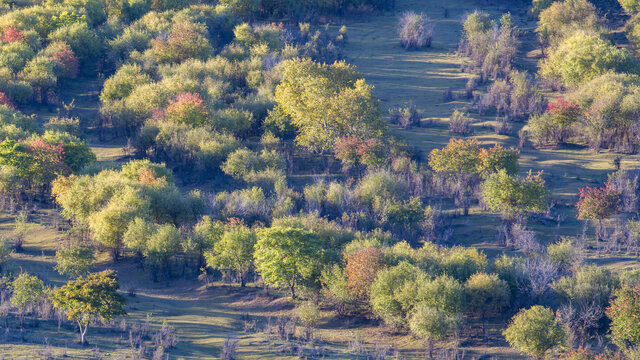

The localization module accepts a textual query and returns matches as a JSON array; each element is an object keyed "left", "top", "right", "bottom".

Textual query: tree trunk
[{"left": 78, "top": 321, "right": 88, "bottom": 345}]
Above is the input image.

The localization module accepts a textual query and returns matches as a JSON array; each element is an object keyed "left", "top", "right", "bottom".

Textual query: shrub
[
  {"left": 503, "top": 306, "right": 567, "bottom": 359},
  {"left": 165, "top": 92, "right": 209, "bottom": 127},
  {"left": 48, "top": 22, "right": 101, "bottom": 63},
  {"left": 370, "top": 262, "right": 422, "bottom": 327},
  {"left": 448, "top": 110, "right": 473, "bottom": 135},
  {"left": 620, "top": 0, "right": 640, "bottom": 13},
  {"left": 389, "top": 103, "right": 420, "bottom": 128},
  {"left": 482, "top": 170, "right": 548, "bottom": 219},
  {"left": 355, "top": 170, "right": 408, "bottom": 206},
  {"left": 398, "top": 11, "right": 434, "bottom": 50}
]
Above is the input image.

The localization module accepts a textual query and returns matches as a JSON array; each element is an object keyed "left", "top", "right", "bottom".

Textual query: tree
[
  {"left": 428, "top": 138, "right": 481, "bottom": 175},
  {"left": 55, "top": 245, "right": 94, "bottom": 278},
  {"left": 11, "top": 273, "right": 44, "bottom": 325},
  {"left": 576, "top": 185, "right": 619, "bottom": 242},
  {"left": 370, "top": 261, "right": 422, "bottom": 328},
  {"left": 465, "top": 273, "right": 510, "bottom": 337},
  {"left": 254, "top": 226, "right": 321, "bottom": 298},
  {"left": 345, "top": 247, "right": 384, "bottom": 300},
  {"left": 275, "top": 58, "right": 388, "bottom": 153},
  {"left": 478, "top": 144, "right": 519, "bottom": 176},
  {"left": 0, "top": 237, "right": 12, "bottom": 272},
  {"left": 503, "top": 306, "right": 566, "bottom": 360},
  {"left": 409, "top": 304, "right": 450, "bottom": 359},
  {"left": 465, "top": 273, "right": 510, "bottom": 317},
  {"left": 164, "top": 92, "right": 209, "bottom": 127},
  {"left": 205, "top": 225, "right": 256, "bottom": 287},
  {"left": 536, "top": 0, "right": 600, "bottom": 49},
  {"left": 619, "top": 0, "right": 640, "bottom": 13},
  {"left": 606, "top": 282, "right": 640, "bottom": 350},
  {"left": 482, "top": 170, "right": 549, "bottom": 220},
  {"left": 540, "top": 31, "right": 640, "bottom": 87},
  {"left": 144, "top": 224, "right": 181, "bottom": 280},
  {"left": 51, "top": 270, "right": 126, "bottom": 345}
]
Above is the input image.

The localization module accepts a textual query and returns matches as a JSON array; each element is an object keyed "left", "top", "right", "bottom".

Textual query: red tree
[
  {"left": 26, "top": 138, "right": 70, "bottom": 188},
  {"left": 345, "top": 247, "right": 384, "bottom": 300}
]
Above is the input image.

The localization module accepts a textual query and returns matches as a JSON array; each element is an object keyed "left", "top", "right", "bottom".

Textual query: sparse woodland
[{"left": 0, "top": 0, "right": 638, "bottom": 359}]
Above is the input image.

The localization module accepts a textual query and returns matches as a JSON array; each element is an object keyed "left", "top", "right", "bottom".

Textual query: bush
[
  {"left": 398, "top": 11, "right": 434, "bottom": 50},
  {"left": 448, "top": 110, "right": 473, "bottom": 135},
  {"left": 620, "top": 0, "right": 640, "bottom": 13},
  {"left": 355, "top": 170, "right": 408, "bottom": 206},
  {"left": 464, "top": 273, "right": 510, "bottom": 318},
  {"left": 370, "top": 262, "right": 421, "bottom": 327}
]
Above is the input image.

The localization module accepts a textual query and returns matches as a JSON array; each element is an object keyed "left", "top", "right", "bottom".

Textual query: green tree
[
  {"left": 503, "top": 306, "right": 566, "bottom": 360},
  {"left": 144, "top": 223, "right": 181, "bottom": 280},
  {"left": 465, "top": 273, "right": 509, "bottom": 317},
  {"left": 370, "top": 262, "right": 422, "bottom": 328},
  {"left": 536, "top": 0, "right": 600, "bottom": 49},
  {"left": 55, "top": 245, "right": 94, "bottom": 278},
  {"left": 254, "top": 226, "right": 321, "bottom": 298},
  {"left": 408, "top": 304, "right": 450, "bottom": 359},
  {"left": 11, "top": 273, "right": 44, "bottom": 325},
  {"left": 428, "top": 138, "right": 481, "bottom": 175},
  {"left": 275, "top": 58, "right": 387, "bottom": 153},
  {"left": 204, "top": 225, "right": 256, "bottom": 287},
  {"left": 0, "top": 237, "right": 12, "bottom": 272},
  {"left": 540, "top": 31, "right": 640, "bottom": 87},
  {"left": 51, "top": 270, "right": 126, "bottom": 345},
  {"left": 606, "top": 282, "right": 640, "bottom": 350},
  {"left": 482, "top": 170, "right": 549, "bottom": 220}
]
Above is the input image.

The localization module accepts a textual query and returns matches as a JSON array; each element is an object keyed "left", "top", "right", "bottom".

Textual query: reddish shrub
[
  {"left": 49, "top": 42, "right": 80, "bottom": 78},
  {"left": 547, "top": 97, "right": 581, "bottom": 124},
  {"left": 165, "top": 92, "right": 209, "bottom": 127},
  {"left": 0, "top": 92, "right": 16, "bottom": 110},
  {"left": 2, "top": 26, "right": 24, "bottom": 43}
]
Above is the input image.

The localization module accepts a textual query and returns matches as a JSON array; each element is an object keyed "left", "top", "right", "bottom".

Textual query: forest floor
[{"left": 1, "top": 0, "right": 639, "bottom": 358}]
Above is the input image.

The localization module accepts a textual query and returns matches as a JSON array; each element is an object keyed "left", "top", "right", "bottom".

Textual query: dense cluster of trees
[{"left": 528, "top": 0, "right": 640, "bottom": 152}]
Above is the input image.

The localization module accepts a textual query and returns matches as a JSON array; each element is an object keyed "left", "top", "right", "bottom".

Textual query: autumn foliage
[
  {"left": 1, "top": 26, "right": 24, "bottom": 43},
  {"left": 345, "top": 247, "right": 384, "bottom": 299},
  {"left": 165, "top": 92, "right": 209, "bottom": 127},
  {"left": 576, "top": 185, "right": 619, "bottom": 221}
]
